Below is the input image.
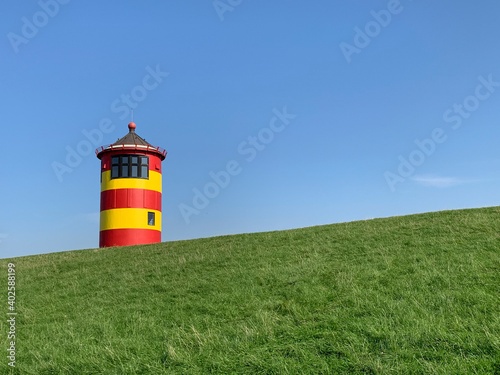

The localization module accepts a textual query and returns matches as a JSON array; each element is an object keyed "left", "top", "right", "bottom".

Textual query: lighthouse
[{"left": 95, "top": 122, "right": 167, "bottom": 247}]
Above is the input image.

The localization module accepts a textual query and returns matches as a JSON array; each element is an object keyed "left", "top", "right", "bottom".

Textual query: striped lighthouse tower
[{"left": 95, "top": 122, "right": 167, "bottom": 247}]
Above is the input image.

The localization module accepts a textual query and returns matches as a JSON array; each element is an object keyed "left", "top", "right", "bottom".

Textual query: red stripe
[
  {"left": 100, "top": 189, "right": 161, "bottom": 211},
  {"left": 99, "top": 228, "right": 161, "bottom": 247},
  {"left": 99, "top": 152, "right": 163, "bottom": 173}
]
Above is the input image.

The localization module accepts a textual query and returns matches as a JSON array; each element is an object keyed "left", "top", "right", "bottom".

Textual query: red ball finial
[{"left": 128, "top": 122, "right": 136, "bottom": 132}]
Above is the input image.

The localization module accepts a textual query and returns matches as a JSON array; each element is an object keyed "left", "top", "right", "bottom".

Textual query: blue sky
[{"left": 2, "top": 0, "right": 500, "bottom": 258}]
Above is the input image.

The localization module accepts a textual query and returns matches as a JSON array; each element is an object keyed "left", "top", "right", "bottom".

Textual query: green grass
[{"left": 1, "top": 207, "right": 499, "bottom": 374}]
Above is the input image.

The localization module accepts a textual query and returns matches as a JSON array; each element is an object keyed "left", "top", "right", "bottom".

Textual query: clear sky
[{"left": 2, "top": 0, "right": 500, "bottom": 258}]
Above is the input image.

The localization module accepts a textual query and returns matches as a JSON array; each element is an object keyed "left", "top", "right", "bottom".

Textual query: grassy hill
[{"left": 1, "top": 207, "right": 499, "bottom": 374}]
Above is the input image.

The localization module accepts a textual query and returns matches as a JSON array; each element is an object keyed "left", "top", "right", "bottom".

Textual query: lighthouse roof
[
  {"left": 113, "top": 122, "right": 151, "bottom": 146},
  {"left": 95, "top": 122, "right": 167, "bottom": 160}
]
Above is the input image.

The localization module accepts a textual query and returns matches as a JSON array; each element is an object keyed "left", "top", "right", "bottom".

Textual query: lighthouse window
[
  {"left": 131, "top": 165, "right": 138, "bottom": 177},
  {"left": 148, "top": 212, "right": 155, "bottom": 226},
  {"left": 110, "top": 154, "right": 149, "bottom": 179}
]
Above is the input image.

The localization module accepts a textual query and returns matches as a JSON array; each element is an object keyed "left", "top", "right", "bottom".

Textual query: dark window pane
[
  {"left": 111, "top": 166, "right": 119, "bottom": 178},
  {"left": 141, "top": 157, "right": 148, "bottom": 165},
  {"left": 122, "top": 165, "right": 129, "bottom": 177},
  {"left": 111, "top": 157, "right": 119, "bottom": 165},
  {"left": 131, "top": 165, "right": 138, "bottom": 177},
  {"left": 141, "top": 166, "right": 148, "bottom": 178},
  {"left": 148, "top": 212, "right": 155, "bottom": 226},
  {"left": 131, "top": 156, "right": 138, "bottom": 164},
  {"left": 121, "top": 156, "right": 129, "bottom": 164}
]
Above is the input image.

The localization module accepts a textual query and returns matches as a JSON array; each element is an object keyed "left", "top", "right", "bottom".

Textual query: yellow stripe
[
  {"left": 101, "top": 170, "right": 162, "bottom": 192},
  {"left": 100, "top": 208, "right": 161, "bottom": 231}
]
